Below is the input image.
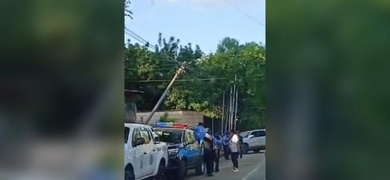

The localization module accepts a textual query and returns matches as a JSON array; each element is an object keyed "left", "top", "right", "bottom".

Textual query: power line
[
  {"left": 125, "top": 28, "right": 197, "bottom": 72},
  {"left": 223, "top": 0, "right": 265, "bottom": 28},
  {"left": 125, "top": 28, "right": 157, "bottom": 52},
  {"left": 125, "top": 75, "right": 263, "bottom": 83}
]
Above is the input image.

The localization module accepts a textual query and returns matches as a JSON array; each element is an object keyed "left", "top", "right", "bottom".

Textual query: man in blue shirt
[
  {"left": 222, "top": 132, "right": 231, "bottom": 160},
  {"left": 194, "top": 122, "right": 206, "bottom": 145}
]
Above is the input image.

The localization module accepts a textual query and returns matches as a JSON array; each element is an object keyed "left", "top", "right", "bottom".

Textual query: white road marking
[{"left": 241, "top": 155, "right": 265, "bottom": 180}]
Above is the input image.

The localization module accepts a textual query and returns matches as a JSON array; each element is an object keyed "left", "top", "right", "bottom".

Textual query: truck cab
[
  {"left": 153, "top": 122, "right": 204, "bottom": 180},
  {"left": 124, "top": 123, "right": 169, "bottom": 180}
]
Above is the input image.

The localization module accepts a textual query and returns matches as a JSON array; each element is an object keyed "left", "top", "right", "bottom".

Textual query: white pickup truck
[
  {"left": 240, "top": 129, "right": 266, "bottom": 154},
  {"left": 125, "top": 123, "right": 169, "bottom": 180}
]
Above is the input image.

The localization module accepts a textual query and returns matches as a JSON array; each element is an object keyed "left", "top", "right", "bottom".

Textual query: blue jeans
[{"left": 230, "top": 152, "right": 239, "bottom": 169}]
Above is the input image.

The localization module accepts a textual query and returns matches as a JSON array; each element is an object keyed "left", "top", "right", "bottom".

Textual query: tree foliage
[
  {"left": 125, "top": 34, "right": 266, "bottom": 129},
  {"left": 125, "top": 0, "right": 132, "bottom": 19}
]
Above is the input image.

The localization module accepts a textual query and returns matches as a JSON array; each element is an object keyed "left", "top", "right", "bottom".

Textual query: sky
[{"left": 125, "top": 0, "right": 265, "bottom": 53}]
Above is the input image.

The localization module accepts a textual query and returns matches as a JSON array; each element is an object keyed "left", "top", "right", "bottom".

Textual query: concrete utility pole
[
  {"left": 228, "top": 86, "right": 233, "bottom": 131},
  {"left": 144, "top": 63, "right": 186, "bottom": 124},
  {"left": 221, "top": 90, "right": 225, "bottom": 133},
  {"left": 230, "top": 75, "right": 237, "bottom": 130},
  {"left": 234, "top": 85, "right": 239, "bottom": 130}
]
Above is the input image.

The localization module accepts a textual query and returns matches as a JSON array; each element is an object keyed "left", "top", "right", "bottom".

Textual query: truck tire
[
  {"left": 195, "top": 160, "right": 204, "bottom": 175},
  {"left": 253, "top": 149, "right": 261, "bottom": 153},
  {"left": 175, "top": 160, "right": 187, "bottom": 180},
  {"left": 155, "top": 161, "right": 166, "bottom": 180},
  {"left": 125, "top": 166, "right": 135, "bottom": 180},
  {"left": 242, "top": 144, "right": 249, "bottom": 154}
]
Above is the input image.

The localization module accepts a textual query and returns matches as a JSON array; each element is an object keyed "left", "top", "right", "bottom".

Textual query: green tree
[
  {"left": 125, "top": 33, "right": 203, "bottom": 111},
  {"left": 165, "top": 37, "right": 266, "bottom": 129},
  {"left": 125, "top": 0, "right": 132, "bottom": 19},
  {"left": 124, "top": 34, "right": 266, "bottom": 130}
]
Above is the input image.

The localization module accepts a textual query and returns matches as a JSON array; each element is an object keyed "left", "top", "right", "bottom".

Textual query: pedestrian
[
  {"left": 213, "top": 133, "right": 222, "bottom": 172},
  {"left": 222, "top": 132, "right": 231, "bottom": 160},
  {"left": 203, "top": 131, "right": 215, "bottom": 177},
  {"left": 194, "top": 122, "right": 206, "bottom": 145},
  {"left": 229, "top": 129, "right": 240, "bottom": 172},
  {"left": 236, "top": 130, "right": 244, "bottom": 159}
]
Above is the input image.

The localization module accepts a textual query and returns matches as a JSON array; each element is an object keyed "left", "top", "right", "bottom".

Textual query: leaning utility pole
[{"left": 144, "top": 63, "right": 186, "bottom": 124}]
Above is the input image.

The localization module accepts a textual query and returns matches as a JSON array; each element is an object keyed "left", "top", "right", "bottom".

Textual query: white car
[
  {"left": 125, "top": 123, "right": 169, "bottom": 180},
  {"left": 240, "top": 129, "right": 266, "bottom": 154}
]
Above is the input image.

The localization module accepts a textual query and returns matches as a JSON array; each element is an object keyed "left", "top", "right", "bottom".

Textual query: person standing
[
  {"left": 194, "top": 122, "right": 206, "bottom": 144},
  {"left": 213, "top": 133, "right": 222, "bottom": 172},
  {"left": 203, "top": 131, "right": 215, "bottom": 177},
  {"left": 222, "top": 132, "right": 231, "bottom": 160},
  {"left": 229, "top": 129, "right": 240, "bottom": 172}
]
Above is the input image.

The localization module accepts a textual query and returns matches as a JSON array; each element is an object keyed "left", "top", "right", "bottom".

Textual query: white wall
[{"left": 136, "top": 111, "right": 204, "bottom": 127}]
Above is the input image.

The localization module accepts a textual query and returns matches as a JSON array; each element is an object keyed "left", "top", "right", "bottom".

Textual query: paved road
[{"left": 186, "top": 152, "right": 266, "bottom": 180}]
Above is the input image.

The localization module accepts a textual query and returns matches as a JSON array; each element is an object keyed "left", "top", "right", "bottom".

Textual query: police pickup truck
[
  {"left": 154, "top": 122, "right": 204, "bottom": 180},
  {"left": 125, "top": 123, "right": 169, "bottom": 180}
]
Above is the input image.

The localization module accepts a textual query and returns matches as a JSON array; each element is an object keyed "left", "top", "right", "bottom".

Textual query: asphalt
[{"left": 186, "top": 151, "right": 266, "bottom": 180}]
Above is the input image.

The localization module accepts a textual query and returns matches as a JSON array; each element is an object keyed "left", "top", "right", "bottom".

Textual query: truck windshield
[
  {"left": 125, "top": 127, "right": 129, "bottom": 143},
  {"left": 155, "top": 130, "right": 183, "bottom": 144}
]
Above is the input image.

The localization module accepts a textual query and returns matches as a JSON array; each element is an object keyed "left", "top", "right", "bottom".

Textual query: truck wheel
[
  {"left": 125, "top": 166, "right": 135, "bottom": 180},
  {"left": 242, "top": 144, "right": 249, "bottom": 154},
  {"left": 155, "top": 162, "right": 166, "bottom": 180},
  {"left": 253, "top": 149, "right": 261, "bottom": 153},
  {"left": 175, "top": 160, "right": 187, "bottom": 180},
  {"left": 195, "top": 160, "right": 204, "bottom": 175}
]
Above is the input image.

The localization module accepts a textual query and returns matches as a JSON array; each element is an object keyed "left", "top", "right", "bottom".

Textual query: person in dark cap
[
  {"left": 222, "top": 131, "right": 231, "bottom": 160},
  {"left": 194, "top": 122, "right": 206, "bottom": 144},
  {"left": 203, "top": 130, "right": 215, "bottom": 177}
]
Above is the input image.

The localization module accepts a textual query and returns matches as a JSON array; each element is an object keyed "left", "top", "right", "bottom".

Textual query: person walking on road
[
  {"left": 212, "top": 133, "right": 222, "bottom": 172},
  {"left": 236, "top": 130, "right": 244, "bottom": 159},
  {"left": 222, "top": 132, "right": 231, "bottom": 160},
  {"left": 229, "top": 129, "right": 240, "bottom": 172},
  {"left": 203, "top": 131, "right": 215, "bottom": 177}
]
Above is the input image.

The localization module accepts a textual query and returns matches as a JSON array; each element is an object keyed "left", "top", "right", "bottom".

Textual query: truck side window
[
  {"left": 259, "top": 131, "right": 266, "bottom": 136},
  {"left": 185, "top": 131, "right": 195, "bottom": 144},
  {"left": 132, "top": 128, "right": 142, "bottom": 146},
  {"left": 252, "top": 131, "right": 266, "bottom": 137},
  {"left": 125, "top": 127, "right": 129, "bottom": 143},
  {"left": 140, "top": 128, "right": 151, "bottom": 144}
]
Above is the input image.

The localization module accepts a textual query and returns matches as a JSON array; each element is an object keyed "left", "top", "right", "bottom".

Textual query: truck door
[
  {"left": 185, "top": 130, "right": 201, "bottom": 167},
  {"left": 139, "top": 127, "right": 155, "bottom": 177},
  {"left": 132, "top": 128, "right": 144, "bottom": 179}
]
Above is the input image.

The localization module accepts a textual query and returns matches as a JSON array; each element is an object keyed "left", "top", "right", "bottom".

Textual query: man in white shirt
[{"left": 229, "top": 129, "right": 240, "bottom": 172}]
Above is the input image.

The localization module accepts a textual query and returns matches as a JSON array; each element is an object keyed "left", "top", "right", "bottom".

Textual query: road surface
[{"left": 187, "top": 151, "right": 266, "bottom": 180}]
